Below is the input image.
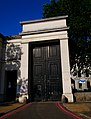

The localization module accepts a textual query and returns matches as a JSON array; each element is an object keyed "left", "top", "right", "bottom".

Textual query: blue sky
[{"left": 0, "top": 0, "right": 50, "bottom": 36}]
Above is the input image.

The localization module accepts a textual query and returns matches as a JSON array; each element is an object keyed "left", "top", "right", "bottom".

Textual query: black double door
[{"left": 29, "top": 41, "right": 62, "bottom": 101}]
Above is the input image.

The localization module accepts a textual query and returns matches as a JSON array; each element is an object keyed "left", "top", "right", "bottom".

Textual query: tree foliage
[
  {"left": 43, "top": 0, "right": 91, "bottom": 38},
  {"left": 43, "top": 0, "right": 91, "bottom": 70}
]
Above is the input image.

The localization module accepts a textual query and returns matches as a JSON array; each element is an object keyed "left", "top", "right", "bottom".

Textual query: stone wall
[{"left": 74, "top": 92, "right": 91, "bottom": 102}]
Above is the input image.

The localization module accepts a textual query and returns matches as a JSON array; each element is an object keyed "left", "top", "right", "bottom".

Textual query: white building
[{"left": 0, "top": 16, "right": 73, "bottom": 102}]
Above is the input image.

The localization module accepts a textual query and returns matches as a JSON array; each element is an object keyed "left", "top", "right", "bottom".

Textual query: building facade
[
  {"left": 0, "top": 34, "right": 5, "bottom": 102},
  {"left": 0, "top": 16, "right": 74, "bottom": 102}
]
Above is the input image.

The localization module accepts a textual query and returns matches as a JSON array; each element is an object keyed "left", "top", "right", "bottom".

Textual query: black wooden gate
[{"left": 29, "top": 41, "right": 62, "bottom": 101}]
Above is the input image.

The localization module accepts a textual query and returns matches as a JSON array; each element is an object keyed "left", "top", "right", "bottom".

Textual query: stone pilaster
[
  {"left": 60, "top": 39, "right": 73, "bottom": 102},
  {"left": 20, "top": 43, "right": 29, "bottom": 97}
]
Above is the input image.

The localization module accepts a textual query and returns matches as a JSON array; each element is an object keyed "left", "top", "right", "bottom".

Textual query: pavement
[
  {"left": 0, "top": 101, "right": 91, "bottom": 119},
  {"left": 63, "top": 102, "right": 91, "bottom": 119},
  {"left": 0, "top": 102, "right": 24, "bottom": 117}
]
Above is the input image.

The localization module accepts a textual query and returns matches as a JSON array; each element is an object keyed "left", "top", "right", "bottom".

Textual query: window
[
  {"left": 86, "top": 69, "right": 89, "bottom": 77},
  {"left": 79, "top": 83, "right": 82, "bottom": 89}
]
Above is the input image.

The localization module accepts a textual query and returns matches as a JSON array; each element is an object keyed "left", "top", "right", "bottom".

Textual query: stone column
[
  {"left": 60, "top": 39, "right": 73, "bottom": 102},
  {"left": 20, "top": 43, "right": 29, "bottom": 99}
]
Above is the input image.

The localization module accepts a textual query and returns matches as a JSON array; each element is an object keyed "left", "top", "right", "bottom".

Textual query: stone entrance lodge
[{"left": 0, "top": 16, "right": 74, "bottom": 102}]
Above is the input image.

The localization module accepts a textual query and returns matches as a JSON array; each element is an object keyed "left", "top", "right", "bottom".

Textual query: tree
[
  {"left": 43, "top": 0, "right": 91, "bottom": 38},
  {"left": 43, "top": 0, "right": 91, "bottom": 71}
]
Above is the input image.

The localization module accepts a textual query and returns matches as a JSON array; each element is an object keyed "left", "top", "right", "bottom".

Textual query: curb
[
  {"left": 0, "top": 102, "right": 32, "bottom": 119},
  {"left": 55, "top": 102, "right": 82, "bottom": 119},
  {"left": 80, "top": 113, "right": 91, "bottom": 119}
]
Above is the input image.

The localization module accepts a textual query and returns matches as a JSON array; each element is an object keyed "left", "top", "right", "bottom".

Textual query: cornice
[
  {"left": 20, "top": 15, "right": 68, "bottom": 25},
  {"left": 20, "top": 27, "right": 69, "bottom": 36}
]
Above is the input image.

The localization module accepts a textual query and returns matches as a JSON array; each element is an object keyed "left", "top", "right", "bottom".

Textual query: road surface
[{"left": 1, "top": 102, "right": 81, "bottom": 119}]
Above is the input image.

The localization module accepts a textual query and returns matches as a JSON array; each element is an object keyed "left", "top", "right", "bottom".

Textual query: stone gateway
[{"left": 0, "top": 16, "right": 73, "bottom": 102}]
